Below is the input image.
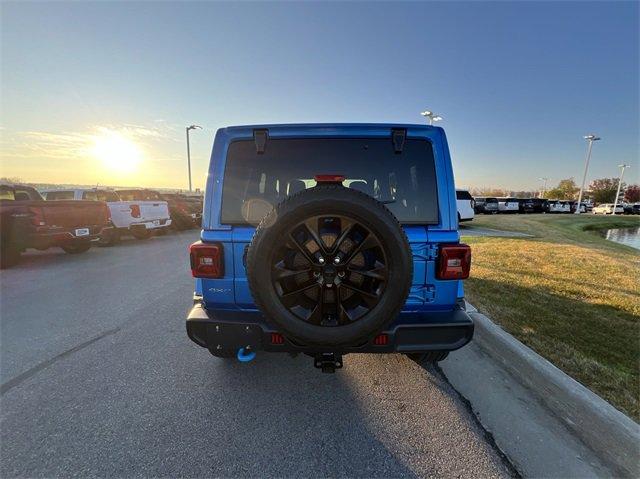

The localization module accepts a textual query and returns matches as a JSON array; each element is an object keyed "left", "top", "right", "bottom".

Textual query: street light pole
[
  {"left": 186, "top": 125, "right": 202, "bottom": 192},
  {"left": 612, "top": 164, "right": 630, "bottom": 215},
  {"left": 420, "top": 110, "right": 443, "bottom": 126},
  {"left": 538, "top": 177, "right": 549, "bottom": 198},
  {"left": 575, "top": 134, "right": 601, "bottom": 214}
]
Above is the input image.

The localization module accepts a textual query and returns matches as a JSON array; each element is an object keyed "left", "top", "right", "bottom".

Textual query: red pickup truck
[{"left": 0, "top": 184, "right": 112, "bottom": 268}]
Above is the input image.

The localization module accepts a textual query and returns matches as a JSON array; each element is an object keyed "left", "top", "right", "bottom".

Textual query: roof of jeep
[{"left": 220, "top": 123, "right": 438, "bottom": 133}]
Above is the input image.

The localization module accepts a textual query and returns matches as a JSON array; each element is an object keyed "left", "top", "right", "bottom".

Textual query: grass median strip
[{"left": 461, "top": 214, "right": 640, "bottom": 420}]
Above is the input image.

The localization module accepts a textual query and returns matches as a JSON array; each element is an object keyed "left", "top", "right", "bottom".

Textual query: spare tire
[{"left": 246, "top": 184, "right": 412, "bottom": 347}]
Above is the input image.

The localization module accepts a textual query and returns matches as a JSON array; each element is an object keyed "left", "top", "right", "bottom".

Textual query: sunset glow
[{"left": 91, "top": 129, "right": 142, "bottom": 173}]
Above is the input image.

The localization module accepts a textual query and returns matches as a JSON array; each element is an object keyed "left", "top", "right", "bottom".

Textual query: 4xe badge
[{"left": 208, "top": 287, "right": 232, "bottom": 294}]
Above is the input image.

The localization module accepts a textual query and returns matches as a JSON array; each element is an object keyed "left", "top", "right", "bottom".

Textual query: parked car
[
  {"left": 631, "top": 203, "right": 640, "bottom": 215},
  {"left": 456, "top": 190, "right": 475, "bottom": 222},
  {"left": 583, "top": 199, "right": 594, "bottom": 212},
  {"left": 473, "top": 196, "right": 499, "bottom": 214},
  {"left": 0, "top": 184, "right": 111, "bottom": 268},
  {"left": 547, "top": 200, "right": 571, "bottom": 213},
  {"left": 43, "top": 188, "right": 172, "bottom": 244},
  {"left": 621, "top": 202, "right": 634, "bottom": 215},
  {"left": 160, "top": 193, "right": 203, "bottom": 230},
  {"left": 568, "top": 201, "right": 587, "bottom": 214},
  {"left": 593, "top": 203, "right": 624, "bottom": 215},
  {"left": 186, "top": 123, "right": 473, "bottom": 372},
  {"left": 497, "top": 197, "right": 520, "bottom": 213},
  {"left": 517, "top": 198, "right": 549, "bottom": 213}
]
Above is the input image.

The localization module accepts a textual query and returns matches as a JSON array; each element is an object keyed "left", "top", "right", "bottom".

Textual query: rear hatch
[{"left": 202, "top": 129, "right": 459, "bottom": 313}]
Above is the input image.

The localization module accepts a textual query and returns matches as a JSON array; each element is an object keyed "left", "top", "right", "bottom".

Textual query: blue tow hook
[{"left": 237, "top": 347, "right": 256, "bottom": 362}]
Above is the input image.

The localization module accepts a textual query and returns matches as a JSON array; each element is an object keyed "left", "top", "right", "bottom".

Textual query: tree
[
  {"left": 544, "top": 178, "right": 579, "bottom": 200},
  {"left": 471, "top": 187, "right": 508, "bottom": 197},
  {"left": 511, "top": 190, "right": 538, "bottom": 199},
  {"left": 624, "top": 184, "right": 640, "bottom": 203},
  {"left": 589, "top": 178, "right": 622, "bottom": 204}
]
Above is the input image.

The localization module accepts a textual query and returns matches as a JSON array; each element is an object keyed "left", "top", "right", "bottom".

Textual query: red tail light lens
[
  {"left": 437, "top": 244, "right": 471, "bottom": 280},
  {"left": 190, "top": 241, "right": 224, "bottom": 278},
  {"left": 28, "top": 206, "right": 45, "bottom": 226},
  {"left": 314, "top": 174, "right": 345, "bottom": 184},
  {"left": 270, "top": 333, "right": 285, "bottom": 345},
  {"left": 101, "top": 203, "right": 111, "bottom": 223},
  {"left": 130, "top": 204, "right": 141, "bottom": 218}
]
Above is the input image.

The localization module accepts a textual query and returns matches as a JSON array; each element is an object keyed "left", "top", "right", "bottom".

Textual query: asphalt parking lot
[{"left": 1, "top": 232, "right": 514, "bottom": 478}]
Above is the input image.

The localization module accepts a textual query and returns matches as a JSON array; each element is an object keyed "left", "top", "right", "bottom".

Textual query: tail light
[
  {"left": 190, "top": 241, "right": 224, "bottom": 278},
  {"left": 437, "top": 244, "right": 471, "bottom": 280},
  {"left": 270, "top": 333, "right": 285, "bottom": 345},
  {"left": 28, "top": 206, "right": 45, "bottom": 226},
  {"left": 100, "top": 203, "right": 111, "bottom": 223},
  {"left": 130, "top": 204, "right": 141, "bottom": 218}
]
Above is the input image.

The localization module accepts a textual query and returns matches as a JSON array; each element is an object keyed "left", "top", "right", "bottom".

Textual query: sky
[{"left": 1, "top": 1, "right": 638, "bottom": 191}]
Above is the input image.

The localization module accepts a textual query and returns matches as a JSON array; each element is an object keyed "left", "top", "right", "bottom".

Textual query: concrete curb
[{"left": 467, "top": 307, "right": 640, "bottom": 476}]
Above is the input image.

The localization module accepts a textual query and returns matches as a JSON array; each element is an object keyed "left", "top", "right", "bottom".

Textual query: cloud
[{"left": 0, "top": 123, "right": 183, "bottom": 163}]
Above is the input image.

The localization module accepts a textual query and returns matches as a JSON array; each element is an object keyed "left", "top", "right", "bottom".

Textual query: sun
[{"left": 91, "top": 129, "right": 142, "bottom": 172}]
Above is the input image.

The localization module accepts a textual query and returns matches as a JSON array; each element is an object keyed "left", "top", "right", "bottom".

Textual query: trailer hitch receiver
[{"left": 314, "top": 353, "right": 343, "bottom": 373}]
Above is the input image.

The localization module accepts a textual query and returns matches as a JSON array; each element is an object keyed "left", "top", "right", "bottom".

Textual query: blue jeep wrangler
[{"left": 186, "top": 124, "right": 473, "bottom": 372}]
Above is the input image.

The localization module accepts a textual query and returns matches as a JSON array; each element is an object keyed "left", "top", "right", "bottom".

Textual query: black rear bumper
[{"left": 186, "top": 302, "right": 474, "bottom": 356}]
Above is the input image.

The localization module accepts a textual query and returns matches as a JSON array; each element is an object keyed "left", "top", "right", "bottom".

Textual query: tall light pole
[
  {"left": 538, "top": 177, "right": 549, "bottom": 198},
  {"left": 612, "top": 164, "right": 630, "bottom": 215},
  {"left": 186, "top": 125, "right": 202, "bottom": 192},
  {"left": 420, "top": 110, "right": 443, "bottom": 126},
  {"left": 575, "top": 134, "right": 601, "bottom": 214}
]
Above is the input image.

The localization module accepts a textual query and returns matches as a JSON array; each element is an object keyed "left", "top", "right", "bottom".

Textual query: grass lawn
[{"left": 460, "top": 214, "right": 640, "bottom": 420}]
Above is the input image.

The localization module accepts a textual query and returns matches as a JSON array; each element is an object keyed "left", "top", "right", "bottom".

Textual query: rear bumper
[
  {"left": 28, "top": 225, "right": 112, "bottom": 248},
  {"left": 186, "top": 301, "right": 474, "bottom": 355},
  {"left": 130, "top": 218, "right": 172, "bottom": 230}
]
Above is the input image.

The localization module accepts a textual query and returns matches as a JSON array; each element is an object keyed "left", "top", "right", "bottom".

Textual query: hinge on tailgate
[
  {"left": 412, "top": 244, "right": 439, "bottom": 261},
  {"left": 425, "top": 244, "right": 439, "bottom": 260},
  {"left": 254, "top": 129, "right": 268, "bottom": 154},
  {"left": 391, "top": 128, "right": 406, "bottom": 154}
]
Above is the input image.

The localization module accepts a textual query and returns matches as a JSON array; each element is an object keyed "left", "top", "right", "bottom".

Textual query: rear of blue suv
[{"left": 186, "top": 124, "right": 473, "bottom": 371}]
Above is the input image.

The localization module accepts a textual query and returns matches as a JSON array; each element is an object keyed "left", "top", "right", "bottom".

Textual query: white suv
[{"left": 456, "top": 190, "right": 475, "bottom": 222}]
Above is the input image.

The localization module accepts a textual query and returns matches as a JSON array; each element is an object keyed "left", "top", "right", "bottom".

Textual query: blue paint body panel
[{"left": 198, "top": 123, "right": 464, "bottom": 322}]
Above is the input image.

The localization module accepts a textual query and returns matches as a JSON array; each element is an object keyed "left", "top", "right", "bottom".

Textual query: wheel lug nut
[
  {"left": 318, "top": 257, "right": 325, "bottom": 264},
  {"left": 333, "top": 257, "right": 340, "bottom": 264}
]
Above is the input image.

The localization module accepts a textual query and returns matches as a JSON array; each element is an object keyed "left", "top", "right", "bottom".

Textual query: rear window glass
[
  {"left": 83, "top": 190, "right": 120, "bottom": 202},
  {"left": 117, "top": 190, "right": 162, "bottom": 201},
  {"left": 46, "top": 191, "right": 75, "bottom": 200},
  {"left": 456, "top": 190, "right": 473, "bottom": 200},
  {"left": 0, "top": 186, "right": 15, "bottom": 200},
  {"left": 221, "top": 137, "right": 439, "bottom": 224}
]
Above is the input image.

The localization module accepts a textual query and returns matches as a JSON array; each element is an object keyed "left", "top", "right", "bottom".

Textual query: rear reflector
[
  {"left": 190, "top": 241, "right": 224, "bottom": 278},
  {"left": 373, "top": 334, "right": 389, "bottom": 346},
  {"left": 270, "top": 333, "right": 285, "bottom": 345},
  {"left": 314, "top": 174, "right": 345, "bottom": 184},
  {"left": 437, "top": 244, "right": 471, "bottom": 280}
]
